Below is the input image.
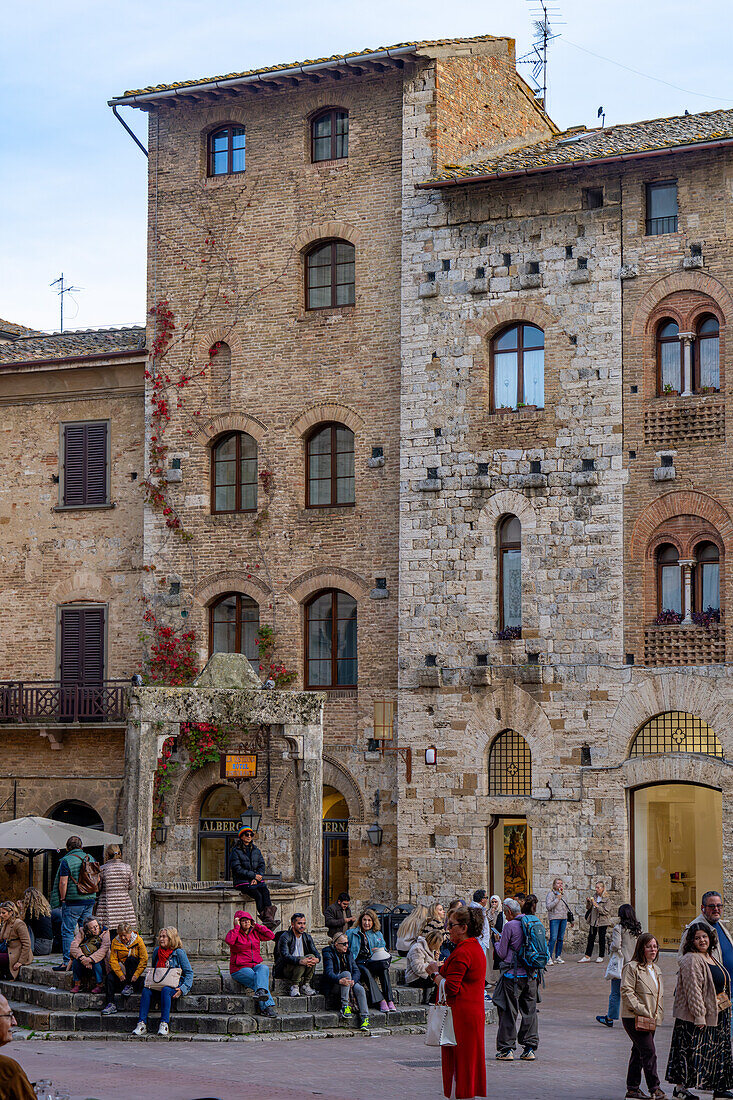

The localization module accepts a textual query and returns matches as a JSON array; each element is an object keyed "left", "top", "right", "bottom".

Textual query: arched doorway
[
  {"left": 322, "top": 785, "right": 349, "bottom": 909},
  {"left": 44, "top": 800, "right": 105, "bottom": 896},
  {"left": 632, "top": 782, "right": 722, "bottom": 949},
  {"left": 198, "top": 786, "right": 246, "bottom": 882}
]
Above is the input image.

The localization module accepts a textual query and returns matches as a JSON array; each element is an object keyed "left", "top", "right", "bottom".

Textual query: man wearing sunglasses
[{"left": 0, "top": 993, "right": 35, "bottom": 1099}]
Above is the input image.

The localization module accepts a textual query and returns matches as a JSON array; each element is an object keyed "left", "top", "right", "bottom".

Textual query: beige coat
[
  {"left": 621, "top": 961, "right": 664, "bottom": 1024},
  {"left": 94, "top": 859, "right": 137, "bottom": 930},
  {"left": 587, "top": 891, "right": 613, "bottom": 928},
  {"left": 2, "top": 918, "right": 32, "bottom": 979},
  {"left": 405, "top": 935, "right": 437, "bottom": 984},
  {"left": 673, "top": 951, "right": 720, "bottom": 1027}
]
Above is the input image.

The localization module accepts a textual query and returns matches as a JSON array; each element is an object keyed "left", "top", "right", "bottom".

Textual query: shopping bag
[{"left": 425, "top": 979, "right": 457, "bottom": 1047}]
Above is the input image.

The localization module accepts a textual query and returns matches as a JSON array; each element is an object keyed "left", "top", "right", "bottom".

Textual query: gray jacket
[{"left": 545, "top": 890, "right": 571, "bottom": 919}]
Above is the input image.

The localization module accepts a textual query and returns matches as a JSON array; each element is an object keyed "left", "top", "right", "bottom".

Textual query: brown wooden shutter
[
  {"left": 63, "top": 423, "right": 107, "bottom": 506},
  {"left": 60, "top": 607, "right": 105, "bottom": 684}
]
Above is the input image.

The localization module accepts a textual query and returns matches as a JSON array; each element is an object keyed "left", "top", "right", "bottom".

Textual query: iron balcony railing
[
  {"left": 646, "top": 214, "right": 678, "bottom": 236},
  {"left": 0, "top": 681, "right": 129, "bottom": 724}
]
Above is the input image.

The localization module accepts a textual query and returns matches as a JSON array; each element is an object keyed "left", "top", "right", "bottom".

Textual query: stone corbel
[{"left": 38, "top": 728, "right": 64, "bottom": 750}]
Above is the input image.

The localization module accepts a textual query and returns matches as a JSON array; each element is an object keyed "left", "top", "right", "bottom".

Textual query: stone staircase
[{"left": 1, "top": 958, "right": 474, "bottom": 1041}]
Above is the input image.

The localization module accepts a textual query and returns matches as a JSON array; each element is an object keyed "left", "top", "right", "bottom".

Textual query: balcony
[
  {"left": 0, "top": 681, "right": 129, "bottom": 724},
  {"left": 643, "top": 625, "right": 726, "bottom": 667}
]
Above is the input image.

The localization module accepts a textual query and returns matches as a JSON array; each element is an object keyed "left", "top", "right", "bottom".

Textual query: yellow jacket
[{"left": 109, "top": 933, "right": 148, "bottom": 982}]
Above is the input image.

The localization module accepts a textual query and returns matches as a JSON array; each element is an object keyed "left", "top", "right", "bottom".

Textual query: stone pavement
[{"left": 11, "top": 953, "right": 680, "bottom": 1100}]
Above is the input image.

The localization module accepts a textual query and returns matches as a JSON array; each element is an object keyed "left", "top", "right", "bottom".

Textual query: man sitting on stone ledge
[
  {"left": 228, "top": 826, "right": 280, "bottom": 930},
  {"left": 274, "top": 913, "right": 321, "bottom": 997}
]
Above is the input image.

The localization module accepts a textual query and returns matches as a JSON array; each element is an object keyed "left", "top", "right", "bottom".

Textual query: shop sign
[
  {"left": 219, "top": 753, "right": 257, "bottom": 779},
  {"left": 199, "top": 818, "right": 245, "bottom": 834}
]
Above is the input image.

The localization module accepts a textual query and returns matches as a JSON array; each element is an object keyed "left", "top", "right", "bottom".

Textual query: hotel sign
[{"left": 219, "top": 753, "right": 258, "bottom": 780}]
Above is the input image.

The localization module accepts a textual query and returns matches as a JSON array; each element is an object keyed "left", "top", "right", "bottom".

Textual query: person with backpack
[
  {"left": 493, "top": 895, "right": 547, "bottom": 1061},
  {"left": 49, "top": 835, "right": 101, "bottom": 968}
]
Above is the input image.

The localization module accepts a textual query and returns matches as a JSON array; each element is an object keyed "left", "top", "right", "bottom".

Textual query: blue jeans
[
  {"left": 231, "top": 963, "right": 275, "bottom": 1008},
  {"left": 139, "top": 984, "right": 176, "bottom": 1026},
  {"left": 61, "top": 901, "right": 95, "bottom": 962},
  {"left": 72, "top": 958, "right": 103, "bottom": 985},
  {"left": 607, "top": 977, "right": 621, "bottom": 1020},
  {"left": 548, "top": 918, "right": 567, "bottom": 959}
]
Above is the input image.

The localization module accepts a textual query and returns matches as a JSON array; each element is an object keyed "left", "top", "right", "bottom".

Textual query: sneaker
[
  {"left": 157, "top": 1022, "right": 169, "bottom": 1037},
  {"left": 52, "top": 963, "right": 68, "bottom": 972},
  {"left": 300, "top": 984, "right": 317, "bottom": 996},
  {"left": 254, "top": 987, "right": 269, "bottom": 999},
  {"left": 596, "top": 1014, "right": 613, "bottom": 1028},
  {"left": 132, "top": 1021, "right": 147, "bottom": 1036},
  {"left": 596, "top": 956, "right": 605, "bottom": 964},
  {"left": 121, "top": 984, "right": 133, "bottom": 997},
  {"left": 496, "top": 1050, "right": 514, "bottom": 1060},
  {"left": 378, "top": 999, "right": 389, "bottom": 1013},
  {"left": 360, "top": 1016, "right": 370, "bottom": 1030},
  {"left": 262, "top": 1005, "right": 277, "bottom": 1018},
  {"left": 386, "top": 1001, "right": 397, "bottom": 1012},
  {"left": 70, "top": 983, "right": 81, "bottom": 994},
  {"left": 289, "top": 985, "right": 300, "bottom": 997},
  {"left": 101, "top": 1003, "right": 117, "bottom": 1016},
  {"left": 546, "top": 958, "right": 554, "bottom": 966},
  {"left": 520, "top": 1047, "right": 536, "bottom": 1061},
  {"left": 579, "top": 956, "right": 591, "bottom": 963},
  {"left": 673, "top": 1090, "right": 699, "bottom": 1100},
  {"left": 651, "top": 1092, "right": 666, "bottom": 1100},
  {"left": 91, "top": 984, "right": 104, "bottom": 994},
  {"left": 625, "top": 1090, "right": 649, "bottom": 1099},
  {"left": 340, "top": 1006, "right": 352, "bottom": 1019},
  {"left": 555, "top": 956, "right": 565, "bottom": 964}
]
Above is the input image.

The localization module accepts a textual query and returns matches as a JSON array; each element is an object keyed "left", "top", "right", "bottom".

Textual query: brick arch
[
  {"left": 294, "top": 221, "right": 362, "bottom": 253},
  {"left": 290, "top": 402, "right": 364, "bottom": 439},
  {"left": 306, "top": 100, "right": 350, "bottom": 122},
  {"left": 477, "top": 489, "right": 538, "bottom": 533},
  {"left": 470, "top": 299, "right": 559, "bottom": 343},
  {"left": 645, "top": 530, "right": 685, "bottom": 561},
  {"left": 194, "top": 326, "right": 244, "bottom": 362},
  {"left": 287, "top": 567, "right": 369, "bottom": 605},
  {"left": 631, "top": 271, "right": 733, "bottom": 337},
  {"left": 199, "top": 110, "right": 248, "bottom": 137},
  {"left": 274, "top": 754, "right": 365, "bottom": 824},
  {"left": 194, "top": 412, "right": 267, "bottom": 445},
  {"left": 194, "top": 570, "right": 271, "bottom": 607},
  {"left": 173, "top": 765, "right": 261, "bottom": 826},
  {"left": 466, "top": 681, "right": 555, "bottom": 796},
  {"left": 51, "top": 572, "right": 114, "bottom": 604},
  {"left": 630, "top": 491, "right": 733, "bottom": 557},
  {"left": 608, "top": 671, "right": 733, "bottom": 763}
]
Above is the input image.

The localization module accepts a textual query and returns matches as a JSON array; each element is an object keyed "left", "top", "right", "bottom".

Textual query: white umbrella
[{"left": 0, "top": 816, "right": 123, "bottom": 886}]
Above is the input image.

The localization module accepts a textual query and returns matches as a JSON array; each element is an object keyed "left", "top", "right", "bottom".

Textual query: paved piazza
[{"left": 12, "top": 954, "right": 678, "bottom": 1099}]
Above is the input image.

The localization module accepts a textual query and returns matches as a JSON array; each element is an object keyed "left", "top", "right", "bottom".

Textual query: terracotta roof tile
[
  {"left": 114, "top": 36, "right": 500, "bottom": 100},
  {"left": 0, "top": 318, "right": 40, "bottom": 339},
  {"left": 0, "top": 326, "right": 146, "bottom": 365},
  {"left": 424, "top": 106, "right": 733, "bottom": 185}
]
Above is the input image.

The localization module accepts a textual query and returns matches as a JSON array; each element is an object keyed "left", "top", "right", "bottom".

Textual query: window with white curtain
[
  {"left": 657, "top": 320, "right": 681, "bottom": 393},
  {"left": 696, "top": 316, "right": 720, "bottom": 391},
  {"left": 491, "top": 324, "right": 544, "bottom": 411}
]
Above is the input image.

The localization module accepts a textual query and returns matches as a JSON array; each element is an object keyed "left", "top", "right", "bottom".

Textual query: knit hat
[{"left": 238, "top": 826, "right": 255, "bottom": 840}]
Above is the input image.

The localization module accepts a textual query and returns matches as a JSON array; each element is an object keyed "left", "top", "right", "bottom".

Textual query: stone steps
[{"left": 1, "top": 962, "right": 439, "bottom": 1040}]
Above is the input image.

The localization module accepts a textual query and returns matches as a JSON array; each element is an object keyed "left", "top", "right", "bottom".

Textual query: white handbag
[
  {"left": 425, "top": 979, "right": 457, "bottom": 1047},
  {"left": 605, "top": 951, "right": 623, "bottom": 981}
]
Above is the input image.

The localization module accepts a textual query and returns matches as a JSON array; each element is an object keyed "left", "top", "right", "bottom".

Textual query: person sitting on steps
[
  {"left": 273, "top": 913, "right": 320, "bottom": 997},
  {"left": 102, "top": 922, "right": 148, "bottom": 1016},
  {"left": 225, "top": 911, "right": 278, "bottom": 1018},
  {"left": 228, "top": 825, "right": 280, "bottom": 930},
  {"left": 69, "top": 917, "right": 110, "bottom": 994},
  {"left": 133, "top": 927, "right": 193, "bottom": 1038},
  {"left": 347, "top": 908, "right": 396, "bottom": 1013},
  {"left": 322, "top": 931, "right": 370, "bottom": 1030}
]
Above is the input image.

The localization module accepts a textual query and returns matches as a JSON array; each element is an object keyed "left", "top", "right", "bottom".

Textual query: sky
[{"left": 1, "top": 0, "right": 731, "bottom": 332}]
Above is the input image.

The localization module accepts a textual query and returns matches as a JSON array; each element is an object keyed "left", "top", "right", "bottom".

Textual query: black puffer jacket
[{"left": 229, "top": 842, "right": 266, "bottom": 885}]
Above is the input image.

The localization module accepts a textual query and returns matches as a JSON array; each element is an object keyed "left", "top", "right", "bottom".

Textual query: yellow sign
[{"left": 221, "top": 754, "right": 257, "bottom": 779}]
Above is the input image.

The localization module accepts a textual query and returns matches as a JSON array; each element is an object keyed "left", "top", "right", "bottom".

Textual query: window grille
[
  {"left": 488, "top": 729, "right": 532, "bottom": 795},
  {"left": 629, "top": 711, "right": 723, "bottom": 758}
]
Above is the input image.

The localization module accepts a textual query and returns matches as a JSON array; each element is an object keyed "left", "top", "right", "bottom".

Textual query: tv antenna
[
  {"left": 50, "top": 273, "right": 81, "bottom": 332},
  {"left": 518, "top": 0, "right": 564, "bottom": 112}
]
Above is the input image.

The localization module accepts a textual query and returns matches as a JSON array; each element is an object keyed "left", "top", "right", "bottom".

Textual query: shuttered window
[
  {"left": 60, "top": 606, "right": 105, "bottom": 683},
  {"left": 63, "top": 422, "right": 108, "bottom": 506}
]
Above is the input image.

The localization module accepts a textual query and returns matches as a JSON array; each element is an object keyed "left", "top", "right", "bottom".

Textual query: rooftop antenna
[
  {"left": 518, "top": 0, "right": 564, "bottom": 112},
  {"left": 598, "top": 105, "right": 606, "bottom": 128},
  {"left": 49, "top": 273, "right": 81, "bottom": 332}
]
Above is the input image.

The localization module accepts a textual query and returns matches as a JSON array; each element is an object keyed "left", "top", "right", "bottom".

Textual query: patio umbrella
[{"left": 0, "top": 816, "right": 123, "bottom": 886}]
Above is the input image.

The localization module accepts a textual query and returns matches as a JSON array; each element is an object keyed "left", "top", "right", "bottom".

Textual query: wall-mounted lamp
[
  {"left": 366, "top": 822, "right": 383, "bottom": 847},
  {"left": 425, "top": 746, "right": 437, "bottom": 766},
  {"left": 241, "top": 804, "right": 261, "bottom": 833},
  {"left": 154, "top": 823, "right": 168, "bottom": 845}
]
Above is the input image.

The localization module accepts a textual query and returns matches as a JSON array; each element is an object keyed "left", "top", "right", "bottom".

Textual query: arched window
[
  {"left": 207, "top": 126, "right": 246, "bottom": 177},
  {"left": 695, "top": 541, "right": 720, "bottom": 612},
  {"left": 306, "top": 423, "right": 354, "bottom": 507},
  {"left": 488, "top": 729, "right": 532, "bottom": 795},
  {"left": 305, "top": 240, "right": 355, "bottom": 310},
  {"left": 305, "top": 589, "right": 357, "bottom": 688},
  {"left": 657, "top": 319, "right": 681, "bottom": 393},
  {"left": 211, "top": 431, "right": 257, "bottom": 514},
  {"left": 311, "top": 109, "right": 349, "bottom": 162},
  {"left": 491, "top": 323, "right": 544, "bottom": 411},
  {"left": 629, "top": 712, "right": 723, "bottom": 758},
  {"left": 498, "top": 515, "right": 522, "bottom": 632},
  {"left": 696, "top": 315, "right": 720, "bottom": 392},
  {"left": 209, "top": 593, "right": 259, "bottom": 662},
  {"left": 198, "top": 785, "right": 247, "bottom": 880},
  {"left": 657, "top": 543, "right": 681, "bottom": 615}
]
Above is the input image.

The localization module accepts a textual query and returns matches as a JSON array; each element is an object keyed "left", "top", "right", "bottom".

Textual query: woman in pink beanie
[{"left": 225, "top": 911, "right": 278, "bottom": 1017}]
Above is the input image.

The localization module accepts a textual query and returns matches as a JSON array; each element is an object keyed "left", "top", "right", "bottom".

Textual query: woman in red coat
[{"left": 427, "top": 904, "right": 487, "bottom": 1100}]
